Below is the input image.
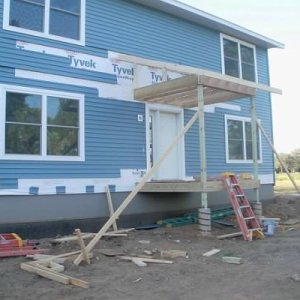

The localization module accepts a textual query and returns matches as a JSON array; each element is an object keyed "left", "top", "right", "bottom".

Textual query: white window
[
  {"left": 221, "top": 34, "right": 257, "bottom": 82},
  {"left": 0, "top": 85, "right": 85, "bottom": 161},
  {"left": 3, "top": 0, "right": 85, "bottom": 45},
  {"left": 225, "top": 115, "right": 262, "bottom": 163}
]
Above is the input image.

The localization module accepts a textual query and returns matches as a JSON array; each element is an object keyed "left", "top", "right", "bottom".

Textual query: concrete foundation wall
[{"left": 0, "top": 185, "right": 274, "bottom": 238}]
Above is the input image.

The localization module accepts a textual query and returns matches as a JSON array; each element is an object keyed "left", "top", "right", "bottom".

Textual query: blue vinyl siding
[
  {"left": 0, "top": 0, "right": 274, "bottom": 185},
  {"left": 0, "top": 178, "right": 18, "bottom": 189},
  {"left": 87, "top": 0, "right": 221, "bottom": 71}
]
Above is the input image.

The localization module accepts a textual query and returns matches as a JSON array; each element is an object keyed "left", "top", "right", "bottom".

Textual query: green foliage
[{"left": 275, "top": 148, "right": 300, "bottom": 173}]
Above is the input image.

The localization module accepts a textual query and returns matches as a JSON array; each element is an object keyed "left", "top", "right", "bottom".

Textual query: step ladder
[{"left": 223, "top": 173, "right": 264, "bottom": 241}]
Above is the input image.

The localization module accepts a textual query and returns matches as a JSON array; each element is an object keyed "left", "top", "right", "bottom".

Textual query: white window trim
[
  {"left": 220, "top": 33, "right": 258, "bottom": 83},
  {"left": 3, "top": 0, "right": 86, "bottom": 46},
  {"left": 0, "top": 85, "right": 85, "bottom": 162},
  {"left": 225, "top": 114, "right": 262, "bottom": 164}
]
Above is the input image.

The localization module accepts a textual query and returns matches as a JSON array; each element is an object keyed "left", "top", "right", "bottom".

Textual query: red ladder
[{"left": 223, "top": 173, "right": 264, "bottom": 241}]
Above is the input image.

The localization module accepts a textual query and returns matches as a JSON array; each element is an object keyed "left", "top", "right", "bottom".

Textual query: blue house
[{"left": 0, "top": 0, "right": 283, "bottom": 235}]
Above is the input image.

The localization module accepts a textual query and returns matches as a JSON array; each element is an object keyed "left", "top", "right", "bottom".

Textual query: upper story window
[
  {"left": 225, "top": 115, "right": 262, "bottom": 164},
  {"left": 221, "top": 35, "right": 257, "bottom": 82},
  {"left": 3, "top": 0, "right": 85, "bottom": 45},
  {"left": 1, "top": 85, "right": 85, "bottom": 161}
]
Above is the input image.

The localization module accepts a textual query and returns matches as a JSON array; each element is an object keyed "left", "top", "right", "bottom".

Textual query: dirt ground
[{"left": 1, "top": 194, "right": 300, "bottom": 300}]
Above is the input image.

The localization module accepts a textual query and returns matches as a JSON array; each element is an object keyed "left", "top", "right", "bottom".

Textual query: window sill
[
  {"left": 1, "top": 154, "right": 85, "bottom": 162},
  {"left": 3, "top": 25, "right": 85, "bottom": 46}
]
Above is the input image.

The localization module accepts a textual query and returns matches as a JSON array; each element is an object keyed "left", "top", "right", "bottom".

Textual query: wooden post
[
  {"left": 250, "top": 97, "right": 260, "bottom": 203},
  {"left": 105, "top": 185, "right": 118, "bottom": 231},
  {"left": 74, "top": 229, "right": 91, "bottom": 265},
  {"left": 73, "top": 111, "right": 200, "bottom": 266},
  {"left": 257, "top": 121, "right": 300, "bottom": 194},
  {"left": 198, "top": 85, "right": 208, "bottom": 209}
]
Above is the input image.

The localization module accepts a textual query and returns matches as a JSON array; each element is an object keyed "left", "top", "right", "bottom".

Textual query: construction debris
[
  {"left": 51, "top": 229, "right": 133, "bottom": 244},
  {"left": 117, "top": 256, "right": 173, "bottom": 264},
  {"left": 202, "top": 249, "right": 221, "bottom": 257},
  {"left": 20, "top": 262, "right": 89, "bottom": 288},
  {"left": 217, "top": 232, "right": 243, "bottom": 240},
  {"left": 222, "top": 256, "right": 242, "bottom": 265},
  {"left": 132, "top": 259, "right": 147, "bottom": 267},
  {"left": 160, "top": 250, "right": 188, "bottom": 258}
]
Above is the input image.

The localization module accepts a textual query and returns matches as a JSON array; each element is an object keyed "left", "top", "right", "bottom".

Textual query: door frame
[{"left": 145, "top": 103, "right": 186, "bottom": 180}]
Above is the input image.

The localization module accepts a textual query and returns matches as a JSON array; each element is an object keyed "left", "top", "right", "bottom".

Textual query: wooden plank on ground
[
  {"left": 52, "top": 232, "right": 127, "bottom": 243},
  {"left": 73, "top": 111, "right": 200, "bottom": 266},
  {"left": 117, "top": 256, "right": 173, "bottom": 264},
  {"left": 222, "top": 256, "right": 242, "bottom": 264},
  {"left": 217, "top": 232, "right": 243, "bottom": 240},
  {"left": 20, "top": 263, "right": 69, "bottom": 285},
  {"left": 22, "top": 262, "right": 90, "bottom": 288},
  {"left": 203, "top": 249, "right": 221, "bottom": 257}
]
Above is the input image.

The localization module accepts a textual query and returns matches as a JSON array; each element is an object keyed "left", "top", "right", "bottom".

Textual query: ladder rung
[
  {"left": 244, "top": 216, "right": 255, "bottom": 220},
  {"left": 240, "top": 205, "right": 250, "bottom": 209},
  {"left": 248, "top": 228, "right": 262, "bottom": 232},
  {"left": 232, "top": 184, "right": 239, "bottom": 186},
  {"left": 235, "top": 194, "right": 245, "bottom": 197}
]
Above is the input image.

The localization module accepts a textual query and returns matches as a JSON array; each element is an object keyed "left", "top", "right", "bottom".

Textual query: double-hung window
[
  {"left": 3, "top": 0, "right": 85, "bottom": 44},
  {"left": 221, "top": 35, "right": 257, "bottom": 82},
  {"left": 2, "top": 86, "right": 84, "bottom": 161},
  {"left": 225, "top": 115, "right": 261, "bottom": 163}
]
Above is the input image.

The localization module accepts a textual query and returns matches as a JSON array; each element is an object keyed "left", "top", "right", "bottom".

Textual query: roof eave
[{"left": 131, "top": 0, "right": 284, "bottom": 49}]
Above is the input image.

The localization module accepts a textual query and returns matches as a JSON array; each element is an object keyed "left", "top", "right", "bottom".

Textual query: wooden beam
[
  {"left": 198, "top": 85, "right": 207, "bottom": 208},
  {"left": 74, "top": 229, "right": 91, "bottom": 265},
  {"left": 73, "top": 111, "right": 200, "bottom": 266},
  {"left": 32, "top": 263, "right": 89, "bottom": 288},
  {"left": 199, "top": 75, "right": 256, "bottom": 96},
  {"left": 52, "top": 233, "right": 127, "bottom": 243},
  {"left": 257, "top": 121, "right": 300, "bottom": 194},
  {"left": 21, "top": 263, "right": 69, "bottom": 285},
  {"left": 251, "top": 97, "right": 260, "bottom": 203},
  {"left": 113, "top": 52, "right": 282, "bottom": 94},
  {"left": 140, "top": 179, "right": 260, "bottom": 192},
  {"left": 105, "top": 185, "right": 118, "bottom": 231}
]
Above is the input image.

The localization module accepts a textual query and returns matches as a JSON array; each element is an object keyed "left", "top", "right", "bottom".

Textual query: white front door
[{"left": 148, "top": 105, "right": 185, "bottom": 180}]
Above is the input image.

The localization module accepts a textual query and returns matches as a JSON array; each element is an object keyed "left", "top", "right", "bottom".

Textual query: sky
[{"left": 180, "top": 0, "right": 300, "bottom": 154}]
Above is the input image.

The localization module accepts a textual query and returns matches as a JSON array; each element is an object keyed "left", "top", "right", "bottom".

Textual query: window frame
[
  {"left": 0, "top": 85, "right": 85, "bottom": 161},
  {"left": 225, "top": 114, "right": 262, "bottom": 164},
  {"left": 3, "top": 0, "right": 86, "bottom": 45},
  {"left": 220, "top": 34, "right": 258, "bottom": 83}
]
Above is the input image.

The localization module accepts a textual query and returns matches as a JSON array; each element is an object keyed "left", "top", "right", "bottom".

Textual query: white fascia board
[{"left": 132, "top": 0, "right": 284, "bottom": 49}]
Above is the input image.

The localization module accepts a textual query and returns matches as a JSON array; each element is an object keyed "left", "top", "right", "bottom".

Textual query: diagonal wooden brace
[{"left": 73, "top": 111, "right": 200, "bottom": 265}]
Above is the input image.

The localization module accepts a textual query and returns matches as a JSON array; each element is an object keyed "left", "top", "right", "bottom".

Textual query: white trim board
[{"left": 0, "top": 169, "right": 146, "bottom": 196}]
